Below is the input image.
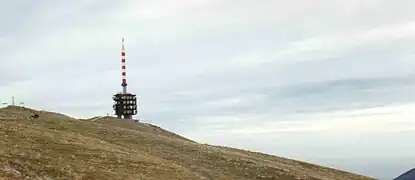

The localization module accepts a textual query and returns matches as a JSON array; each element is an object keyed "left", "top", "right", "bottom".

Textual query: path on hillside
[{"left": 89, "top": 116, "right": 105, "bottom": 122}]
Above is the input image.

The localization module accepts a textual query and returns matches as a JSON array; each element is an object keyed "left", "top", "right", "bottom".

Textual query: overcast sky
[{"left": 1, "top": 1, "right": 415, "bottom": 179}]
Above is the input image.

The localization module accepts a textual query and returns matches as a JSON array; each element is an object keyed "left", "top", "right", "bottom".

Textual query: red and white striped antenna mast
[{"left": 121, "top": 37, "right": 127, "bottom": 94}]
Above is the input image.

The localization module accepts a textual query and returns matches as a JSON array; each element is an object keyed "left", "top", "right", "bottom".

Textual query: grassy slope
[{"left": 0, "top": 106, "right": 377, "bottom": 180}]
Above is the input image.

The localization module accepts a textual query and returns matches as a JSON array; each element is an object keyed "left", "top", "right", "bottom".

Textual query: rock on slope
[
  {"left": 394, "top": 168, "right": 415, "bottom": 180},
  {"left": 0, "top": 106, "right": 376, "bottom": 180}
]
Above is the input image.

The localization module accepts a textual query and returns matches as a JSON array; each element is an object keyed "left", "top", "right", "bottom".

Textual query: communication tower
[{"left": 112, "top": 38, "right": 138, "bottom": 119}]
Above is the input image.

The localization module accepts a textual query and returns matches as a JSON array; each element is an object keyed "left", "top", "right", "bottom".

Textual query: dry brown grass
[{"left": 0, "top": 106, "right": 377, "bottom": 180}]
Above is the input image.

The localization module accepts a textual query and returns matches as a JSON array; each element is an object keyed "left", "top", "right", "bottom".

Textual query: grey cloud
[
  {"left": 135, "top": 72, "right": 415, "bottom": 133},
  {"left": 148, "top": 42, "right": 415, "bottom": 119}
]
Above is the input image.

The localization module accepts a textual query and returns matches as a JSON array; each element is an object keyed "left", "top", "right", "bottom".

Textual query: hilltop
[
  {"left": 0, "top": 106, "right": 376, "bottom": 180},
  {"left": 394, "top": 168, "right": 415, "bottom": 180}
]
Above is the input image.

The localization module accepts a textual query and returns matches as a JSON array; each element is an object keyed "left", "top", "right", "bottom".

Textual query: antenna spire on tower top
[{"left": 122, "top": 37, "right": 125, "bottom": 50}]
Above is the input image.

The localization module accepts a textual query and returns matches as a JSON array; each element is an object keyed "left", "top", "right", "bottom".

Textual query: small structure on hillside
[
  {"left": 30, "top": 114, "right": 39, "bottom": 119},
  {"left": 1, "top": 97, "right": 25, "bottom": 108}
]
